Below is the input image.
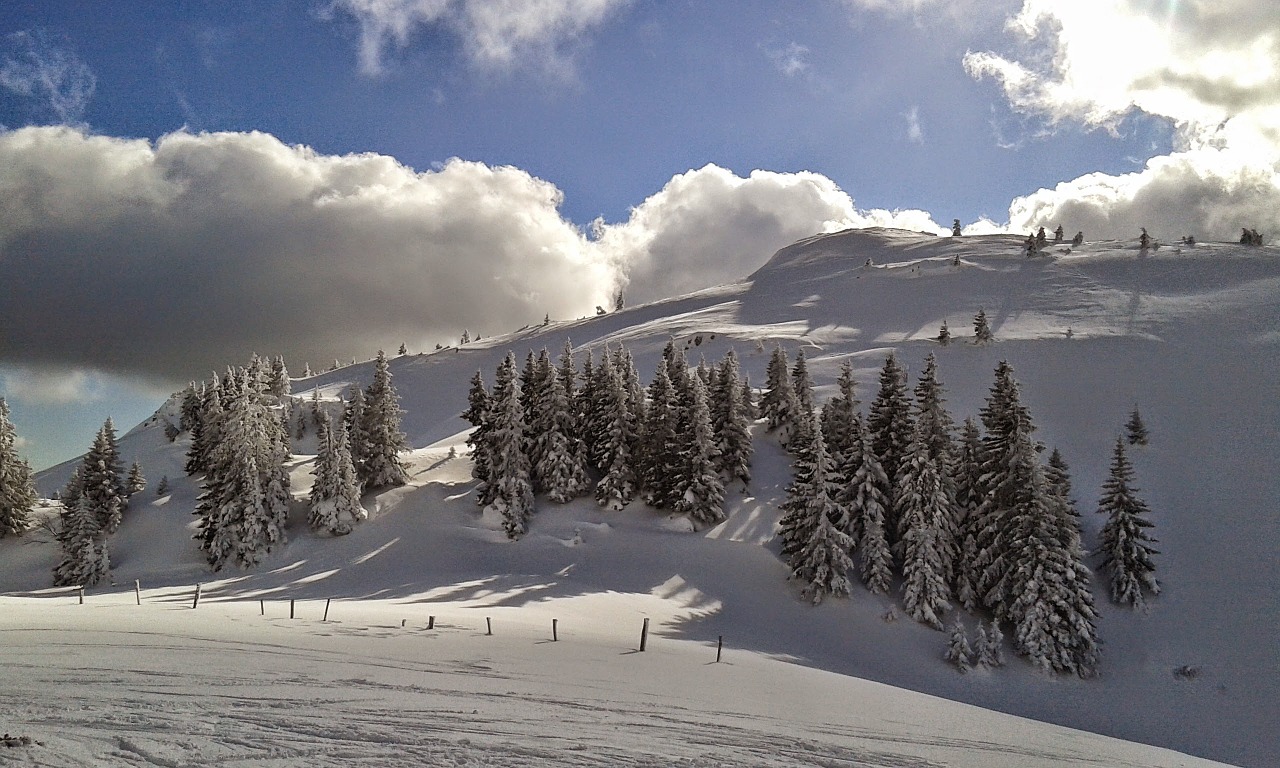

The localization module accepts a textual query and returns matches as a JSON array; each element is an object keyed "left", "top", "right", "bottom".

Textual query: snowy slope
[
  {"left": 7, "top": 228, "right": 1278, "bottom": 766},
  {"left": 0, "top": 595, "right": 1231, "bottom": 768}
]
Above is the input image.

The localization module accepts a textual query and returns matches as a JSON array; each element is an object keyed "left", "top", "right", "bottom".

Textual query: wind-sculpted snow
[{"left": 12, "top": 227, "right": 1280, "bottom": 766}]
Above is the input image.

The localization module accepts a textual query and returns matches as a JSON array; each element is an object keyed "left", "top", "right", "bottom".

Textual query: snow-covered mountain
[{"left": 6, "top": 228, "right": 1277, "bottom": 766}]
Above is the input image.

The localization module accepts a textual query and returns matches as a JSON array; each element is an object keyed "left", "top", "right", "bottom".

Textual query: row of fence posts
[{"left": 77, "top": 583, "right": 726, "bottom": 661}]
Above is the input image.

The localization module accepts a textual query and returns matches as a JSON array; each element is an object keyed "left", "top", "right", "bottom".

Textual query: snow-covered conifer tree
[
  {"left": 937, "top": 321, "right": 951, "bottom": 345},
  {"left": 486, "top": 353, "right": 536, "bottom": 537},
  {"left": 0, "top": 399, "right": 36, "bottom": 537},
  {"left": 674, "top": 376, "right": 725, "bottom": 528},
  {"left": 945, "top": 619, "right": 972, "bottom": 672},
  {"left": 1097, "top": 437, "right": 1160, "bottom": 607},
  {"left": 341, "top": 383, "right": 367, "bottom": 471},
  {"left": 81, "top": 421, "right": 126, "bottom": 535},
  {"left": 711, "top": 349, "right": 753, "bottom": 489},
  {"left": 186, "top": 378, "right": 222, "bottom": 475},
  {"left": 156, "top": 476, "right": 170, "bottom": 496},
  {"left": 593, "top": 360, "right": 638, "bottom": 511},
  {"left": 535, "top": 372, "right": 592, "bottom": 504},
  {"left": 951, "top": 418, "right": 984, "bottom": 610},
  {"left": 638, "top": 361, "right": 681, "bottom": 507},
  {"left": 760, "top": 345, "right": 801, "bottom": 444},
  {"left": 1125, "top": 407, "right": 1149, "bottom": 446},
  {"left": 359, "top": 351, "right": 410, "bottom": 490},
  {"left": 268, "top": 356, "right": 290, "bottom": 398},
  {"left": 463, "top": 370, "right": 493, "bottom": 502},
  {"left": 842, "top": 429, "right": 893, "bottom": 594},
  {"left": 868, "top": 354, "right": 913, "bottom": 538},
  {"left": 820, "top": 361, "right": 861, "bottom": 472},
  {"left": 126, "top": 462, "right": 146, "bottom": 497},
  {"left": 973, "top": 309, "right": 993, "bottom": 344},
  {"left": 308, "top": 415, "right": 366, "bottom": 536},
  {"left": 974, "top": 620, "right": 1005, "bottom": 669},
  {"left": 895, "top": 437, "right": 953, "bottom": 629},
  {"left": 909, "top": 353, "right": 957, "bottom": 580},
  {"left": 791, "top": 348, "right": 815, "bottom": 419},
  {"left": 53, "top": 494, "right": 109, "bottom": 587},
  {"left": 779, "top": 420, "right": 853, "bottom": 603}
]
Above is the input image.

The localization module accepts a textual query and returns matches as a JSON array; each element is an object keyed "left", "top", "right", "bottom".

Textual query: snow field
[{"left": 0, "top": 595, "right": 1233, "bottom": 767}]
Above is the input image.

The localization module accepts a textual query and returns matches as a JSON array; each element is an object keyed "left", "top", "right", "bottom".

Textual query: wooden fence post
[
  {"left": 259, "top": 599, "right": 264, "bottom": 616},
  {"left": 716, "top": 635, "right": 723, "bottom": 663},
  {"left": 486, "top": 617, "right": 492, "bottom": 636},
  {"left": 78, "top": 587, "right": 84, "bottom": 605},
  {"left": 428, "top": 615, "right": 435, "bottom": 630},
  {"left": 323, "top": 598, "right": 331, "bottom": 622},
  {"left": 639, "top": 617, "right": 649, "bottom": 652},
  {"left": 552, "top": 618, "right": 558, "bottom": 642},
  {"left": 192, "top": 584, "right": 201, "bottom": 609},
  {"left": 289, "top": 599, "right": 295, "bottom": 619},
  {"left": 134, "top": 580, "right": 141, "bottom": 606}
]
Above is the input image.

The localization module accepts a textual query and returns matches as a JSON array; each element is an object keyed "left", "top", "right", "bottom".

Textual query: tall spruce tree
[
  {"left": 710, "top": 349, "right": 753, "bottom": 489},
  {"left": 593, "top": 359, "right": 638, "bottom": 511},
  {"left": 485, "top": 353, "right": 536, "bottom": 538},
  {"left": 895, "top": 435, "right": 953, "bottom": 629},
  {"left": 1125, "top": 407, "right": 1149, "bottom": 446},
  {"left": 1097, "top": 437, "right": 1160, "bottom": 607},
  {"left": 639, "top": 361, "right": 681, "bottom": 507},
  {"left": 535, "top": 372, "right": 592, "bottom": 504},
  {"left": 81, "top": 421, "right": 126, "bottom": 535},
  {"left": 791, "top": 348, "right": 815, "bottom": 419},
  {"left": 951, "top": 418, "right": 985, "bottom": 610},
  {"left": 843, "top": 428, "right": 894, "bottom": 595},
  {"left": 907, "top": 353, "right": 958, "bottom": 582},
  {"left": 820, "top": 362, "right": 862, "bottom": 473},
  {"left": 308, "top": 415, "right": 365, "bottom": 536},
  {"left": 360, "top": 351, "right": 410, "bottom": 490},
  {"left": 462, "top": 370, "right": 492, "bottom": 500},
  {"left": 269, "top": 355, "right": 291, "bottom": 398},
  {"left": 781, "top": 422, "right": 854, "bottom": 604},
  {"left": 868, "top": 355, "right": 913, "bottom": 539},
  {"left": 760, "top": 345, "right": 801, "bottom": 444},
  {"left": 0, "top": 399, "right": 36, "bottom": 537},
  {"left": 673, "top": 376, "right": 725, "bottom": 528},
  {"left": 974, "top": 309, "right": 993, "bottom": 344},
  {"left": 53, "top": 494, "right": 109, "bottom": 587}
]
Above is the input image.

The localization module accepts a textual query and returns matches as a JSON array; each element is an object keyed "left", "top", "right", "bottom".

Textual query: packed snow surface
[{"left": 5, "top": 228, "right": 1277, "bottom": 766}]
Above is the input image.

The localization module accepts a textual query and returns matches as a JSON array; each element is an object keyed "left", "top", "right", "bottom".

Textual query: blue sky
[{"left": 2, "top": 0, "right": 1276, "bottom": 469}]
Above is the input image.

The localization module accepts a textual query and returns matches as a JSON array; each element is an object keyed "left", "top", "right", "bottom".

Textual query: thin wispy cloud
[
  {"left": 0, "top": 29, "right": 96, "bottom": 124},
  {"left": 904, "top": 106, "right": 924, "bottom": 144},
  {"left": 326, "top": 0, "right": 628, "bottom": 77},
  {"left": 764, "top": 42, "right": 810, "bottom": 78}
]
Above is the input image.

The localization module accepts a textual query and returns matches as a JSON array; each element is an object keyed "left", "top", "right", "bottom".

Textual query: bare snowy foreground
[
  {"left": 0, "top": 594, "right": 1231, "bottom": 767},
  {"left": 5, "top": 229, "right": 1278, "bottom": 765}
]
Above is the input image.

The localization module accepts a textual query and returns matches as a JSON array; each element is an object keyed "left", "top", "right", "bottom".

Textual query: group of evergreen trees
[
  {"left": 179, "top": 352, "right": 408, "bottom": 567},
  {"left": 775, "top": 348, "right": 1157, "bottom": 676},
  {"left": 0, "top": 399, "right": 37, "bottom": 540},
  {"left": 463, "top": 340, "right": 754, "bottom": 538},
  {"left": 53, "top": 418, "right": 146, "bottom": 587}
]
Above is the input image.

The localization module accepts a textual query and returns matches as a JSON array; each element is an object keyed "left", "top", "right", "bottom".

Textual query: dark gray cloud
[{"left": 0, "top": 127, "right": 613, "bottom": 382}]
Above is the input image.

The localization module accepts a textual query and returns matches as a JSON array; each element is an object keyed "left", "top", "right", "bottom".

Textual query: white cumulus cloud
[
  {"left": 592, "top": 164, "right": 943, "bottom": 306},
  {"left": 0, "top": 128, "right": 943, "bottom": 386},
  {"left": 966, "top": 0, "right": 1280, "bottom": 240}
]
